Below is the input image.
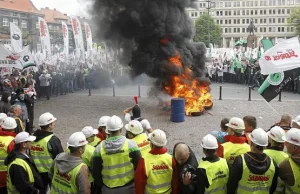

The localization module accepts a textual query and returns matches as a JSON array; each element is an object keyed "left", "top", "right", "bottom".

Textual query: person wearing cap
[
  {"left": 97, "top": 116, "right": 110, "bottom": 141},
  {"left": 264, "top": 126, "right": 288, "bottom": 194},
  {"left": 31, "top": 112, "right": 63, "bottom": 194},
  {"left": 49, "top": 132, "right": 90, "bottom": 194},
  {"left": 291, "top": 115, "right": 300, "bottom": 129},
  {"left": 135, "top": 129, "right": 179, "bottom": 194},
  {"left": 278, "top": 129, "right": 300, "bottom": 193},
  {"left": 0, "top": 118, "right": 16, "bottom": 194},
  {"left": 227, "top": 128, "right": 278, "bottom": 194},
  {"left": 125, "top": 120, "right": 151, "bottom": 157},
  {"left": 217, "top": 117, "right": 250, "bottom": 167},
  {"left": 83, "top": 125, "right": 101, "bottom": 147},
  {"left": 196, "top": 134, "right": 229, "bottom": 194},
  {"left": 92, "top": 115, "right": 141, "bottom": 194},
  {"left": 5, "top": 132, "right": 44, "bottom": 194},
  {"left": 9, "top": 105, "right": 25, "bottom": 134}
]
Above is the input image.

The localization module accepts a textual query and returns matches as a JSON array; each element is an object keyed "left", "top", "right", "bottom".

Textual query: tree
[
  {"left": 193, "top": 13, "right": 222, "bottom": 47},
  {"left": 288, "top": 7, "right": 300, "bottom": 36}
]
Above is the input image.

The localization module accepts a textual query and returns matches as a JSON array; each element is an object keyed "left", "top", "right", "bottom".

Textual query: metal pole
[
  {"left": 113, "top": 84, "right": 115, "bottom": 97},
  {"left": 138, "top": 85, "right": 141, "bottom": 98},
  {"left": 278, "top": 91, "right": 282, "bottom": 102},
  {"left": 248, "top": 87, "right": 251, "bottom": 101},
  {"left": 219, "top": 86, "right": 222, "bottom": 100},
  {"left": 88, "top": 83, "right": 91, "bottom": 96}
]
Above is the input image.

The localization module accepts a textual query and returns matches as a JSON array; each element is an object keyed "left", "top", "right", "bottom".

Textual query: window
[
  {"left": 237, "top": 28, "right": 240, "bottom": 33},
  {"left": 250, "top": 1, "right": 254, "bottom": 6},
  {"left": 36, "top": 21, "right": 39, "bottom": 29},
  {"left": 278, "top": 27, "right": 281, "bottom": 32},
  {"left": 237, "top": 19, "right": 240, "bottom": 24},
  {"left": 3, "top": 18, "right": 9, "bottom": 26},
  {"left": 260, "top": 27, "right": 263, "bottom": 32},
  {"left": 269, "top": 9, "right": 272, "bottom": 14},
  {"left": 273, "top": 18, "right": 276, "bottom": 23},
  {"left": 243, "top": 19, "right": 245, "bottom": 24},
  {"left": 234, "top": 19, "right": 236, "bottom": 24},
  {"left": 282, "top": 18, "right": 285, "bottom": 23},
  {"left": 195, "top": 12, "right": 198, "bottom": 17},
  {"left": 21, "top": 13, "right": 26, "bottom": 17},
  {"left": 282, "top": 9, "right": 285, "bottom": 14},
  {"left": 220, "top": 20, "right": 223, "bottom": 24},
  {"left": 242, "top": 1, "right": 246, "bottom": 6},
  {"left": 247, "top": 10, "right": 250, "bottom": 15},
  {"left": 264, "top": 27, "right": 267, "bottom": 32},
  {"left": 251, "top": 10, "right": 253, "bottom": 15},
  {"left": 13, "top": 12, "right": 17, "bottom": 16},
  {"left": 264, "top": 18, "right": 267, "bottom": 23},
  {"left": 225, "top": 28, "right": 228, "bottom": 33},
  {"left": 278, "top": 9, "right": 281, "bottom": 14},
  {"left": 291, "top": 27, "right": 294, "bottom": 31},
  {"left": 243, "top": 10, "right": 246, "bottom": 15},
  {"left": 255, "top": 19, "right": 258, "bottom": 23},
  {"left": 269, "top": 18, "right": 272, "bottom": 23},
  {"left": 234, "top": 28, "right": 236, "bottom": 33},
  {"left": 264, "top": 10, "right": 267, "bottom": 14},
  {"left": 237, "top": 2, "right": 241, "bottom": 6},
  {"left": 260, "top": 18, "right": 263, "bottom": 23},
  {"left": 229, "top": 19, "right": 232, "bottom": 24},
  {"left": 282, "top": 27, "right": 284, "bottom": 32},
  {"left": 219, "top": 2, "right": 223, "bottom": 7},
  {"left": 255, "top": 10, "right": 258, "bottom": 15},
  {"left": 237, "top": 10, "right": 240, "bottom": 15},
  {"left": 225, "top": 20, "right": 228, "bottom": 24},
  {"left": 242, "top": 28, "right": 246, "bottom": 33},
  {"left": 13, "top": 19, "right": 18, "bottom": 26},
  {"left": 191, "top": 12, "right": 194, "bottom": 17},
  {"left": 273, "top": 9, "right": 276, "bottom": 14},
  {"left": 225, "top": 11, "right": 228, "bottom": 16},
  {"left": 278, "top": 18, "right": 281, "bottom": 23},
  {"left": 255, "top": 1, "right": 259, "bottom": 5},
  {"left": 246, "top": 1, "right": 250, "bottom": 6},
  {"left": 21, "top": 20, "right": 27, "bottom": 28},
  {"left": 247, "top": 19, "right": 250, "bottom": 23},
  {"left": 287, "top": 26, "right": 290, "bottom": 32}
]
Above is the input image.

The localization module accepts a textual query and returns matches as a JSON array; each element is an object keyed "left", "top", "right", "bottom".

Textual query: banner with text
[
  {"left": 71, "top": 17, "right": 85, "bottom": 62},
  {"left": 62, "top": 21, "right": 69, "bottom": 62},
  {"left": 10, "top": 22, "right": 22, "bottom": 52},
  {"left": 38, "top": 17, "right": 52, "bottom": 58},
  {"left": 84, "top": 22, "right": 93, "bottom": 67}
]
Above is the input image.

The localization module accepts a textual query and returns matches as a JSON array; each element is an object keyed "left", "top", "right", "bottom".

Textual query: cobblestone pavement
[{"left": 34, "top": 86, "right": 300, "bottom": 159}]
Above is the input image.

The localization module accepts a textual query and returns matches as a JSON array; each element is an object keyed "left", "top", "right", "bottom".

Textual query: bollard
[
  {"left": 138, "top": 85, "right": 141, "bottom": 98},
  {"left": 219, "top": 86, "right": 222, "bottom": 100},
  {"left": 248, "top": 87, "right": 251, "bottom": 101},
  {"left": 88, "top": 83, "right": 91, "bottom": 96},
  {"left": 278, "top": 92, "right": 282, "bottom": 102},
  {"left": 113, "top": 84, "right": 115, "bottom": 97}
]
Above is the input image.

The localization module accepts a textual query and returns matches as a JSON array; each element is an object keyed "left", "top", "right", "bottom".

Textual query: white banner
[
  {"left": 62, "top": 21, "right": 69, "bottom": 61},
  {"left": 1, "top": 67, "right": 12, "bottom": 76},
  {"left": 259, "top": 37, "right": 300, "bottom": 75},
  {"left": 38, "top": 17, "right": 51, "bottom": 58},
  {"left": 71, "top": 17, "right": 85, "bottom": 62},
  {"left": 17, "top": 46, "right": 36, "bottom": 69},
  {"left": 10, "top": 22, "right": 22, "bottom": 52}
]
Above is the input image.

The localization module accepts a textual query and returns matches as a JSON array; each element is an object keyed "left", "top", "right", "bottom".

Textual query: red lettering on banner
[
  {"left": 85, "top": 25, "right": 90, "bottom": 39},
  {"left": 248, "top": 175, "right": 270, "bottom": 182},
  {"left": 137, "top": 141, "right": 150, "bottom": 148},
  {"left": 31, "top": 145, "right": 44, "bottom": 152},
  {"left": 264, "top": 49, "right": 298, "bottom": 61},
  {"left": 72, "top": 19, "right": 78, "bottom": 35},
  {"left": 56, "top": 170, "right": 72, "bottom": 181},
  {"left": 62, "top": 24, "right": 67, "bottom": 38},
  {"left": 152, "top": 163, "right": 169, "bottom": 170},
  {"left": 40, "top": 21, "right": 46, "bottom": 37}
]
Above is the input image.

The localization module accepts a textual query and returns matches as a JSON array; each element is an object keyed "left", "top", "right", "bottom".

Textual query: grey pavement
[{"left": 34, "top": 83, "right": 300, "bottom": 159}]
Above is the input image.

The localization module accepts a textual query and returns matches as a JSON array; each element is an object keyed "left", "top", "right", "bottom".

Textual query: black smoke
[{"left": 91, "top": 0, "right": 207, "bottom": 89}]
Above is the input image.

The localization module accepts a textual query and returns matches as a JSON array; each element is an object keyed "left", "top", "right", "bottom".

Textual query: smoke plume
[{"left": 91, "top": 0, "right": 207, "bottom": 95}]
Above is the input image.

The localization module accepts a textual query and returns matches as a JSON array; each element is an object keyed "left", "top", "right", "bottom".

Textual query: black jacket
[
  {"left": 4, "top": 150, "right": 44, "bottom": 194},
  {"left": 227, "top": 152, "right": 278, "bottom": 194},
  {"left": 33, "top": 130, "right": 64, "bottom": 160},
  {"left": 196, "top": 155, "right": 222, "bottom": 194},
  {"left": 0, "top": 91, "right": 11, "bottom": 114},
  {"left": 173, "top": 143, "right": 198, "bottom": 194}
]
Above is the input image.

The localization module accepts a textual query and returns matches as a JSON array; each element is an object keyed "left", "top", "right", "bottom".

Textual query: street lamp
[{"left": 206, "top": 0, "right": 216, "bottom": 46}]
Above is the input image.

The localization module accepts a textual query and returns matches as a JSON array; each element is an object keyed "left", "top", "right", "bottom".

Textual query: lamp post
[{"left": 206, "top": 0, "right": 215, "bottom": 46}]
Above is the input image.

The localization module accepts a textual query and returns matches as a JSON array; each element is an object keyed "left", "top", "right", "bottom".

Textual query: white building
[{"left": 186, "top": 0, "right": 299, "bottom": 47}]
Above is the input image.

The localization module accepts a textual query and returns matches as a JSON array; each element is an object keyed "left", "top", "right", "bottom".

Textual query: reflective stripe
[
  {"left": 238, "top": 184, "right": 269, "bottom": 192},
  {"left": 205, "top": 186, "right": 226, "bottom": 194},
  {"left": 102, "top": 161, "right": 132, "bottom": 170},
  {"left": 146, "top": 182, "right": 170, "bottom": 190},
  {"left": 102, "top": 169, "right": 134, "bottom": 180},
  {"left": 51, "top": 184, "right": 78, "bottom": 194}
]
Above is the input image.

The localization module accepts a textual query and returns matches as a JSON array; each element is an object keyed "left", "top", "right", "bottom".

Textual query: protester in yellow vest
[
  {"left": 92, "top": 115, "right": 141, "bottom": 194},
  {"left": 31, "top": 112, "right": 63, "bottom": 194},
  {"left": 196, "top": 134, "right": 229, "bottom": 194},
  {"left": 83, "top": 126, "right": 101, "bottom": 147},
  {"left": 279, "top": 129, "right": 300, "bottom": 194},
  {"left": 135, "top": 129, "right": 180, "bottom": 194},
  {"left": 5, "top": 132, "right": 43, "bottom": 194},
  {"left": 0, "top": 118, "right": 16, "bottom": 194},
  {"left": 264, "top": 126, "right": 288, "bottom": 194},
  {"left": 49, "top": 132, "right": 90, "bottom": 194},
  {"left": 227, "top": 128, "right": 278, "bottom": 194},
  {"left": 219, "top": 117, "right": 250, "bottom": 167},
  {"left": 125, "top": 120, "right": 151, "bottom": 156}
]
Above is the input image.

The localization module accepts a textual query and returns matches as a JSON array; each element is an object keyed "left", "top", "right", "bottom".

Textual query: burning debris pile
[{"left": 92, "top": 0, "right": 212, "bottom": 115}]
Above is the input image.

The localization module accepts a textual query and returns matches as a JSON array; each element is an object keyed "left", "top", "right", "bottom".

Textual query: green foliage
[
  {"left": 193, "top": 13, "right": 222, "bottom": 47},
  {"left": 288, "top": 7, "right": 300, "bottom": 36}
]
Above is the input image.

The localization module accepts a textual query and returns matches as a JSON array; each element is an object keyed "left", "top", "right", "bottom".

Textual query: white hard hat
[
  {"left": 106, "top": 115, "right": 123, "bottom": 131},
  {"left": 148, "top": 129, "right": 167, "bottom": 147},
  {"left": 283, "top": 128, "right": 300, "bottom": 146},
  {"left": 125, "top": 120, "right": 143, "bottom": 135},
  {"left": 1, "top": 117, "right": 17, "bottom": 130},
  {"left": 67, "top": 132, "right": 88, "bottom": 147},
  {"left": 267, "top": 126, "right": 285, "bottom": 143},
  {"left": 98, "top": 116, "right": 111, "bottom": 127},
  {"left": 249, "top": 128, "right": 268, "bottom": 147},
  {"left": 201, "top": 134, "right": 218, "bottom": 149},
  {"left": 0, "top": 113, "right": 7, "bottom": 123},
  {"left": 292, "top": 115, "right": 300, "bottom": 126},
  {"left": 81, "top": 126, "right": 98, "bottom": 138},
  {"left": 15, "top": 132, "right": 36, "bottom": 144},
  {"left": 38, "top": 112, "right": 57, "bottom": 126},
  {"left": 226, "top": 117, "right": 245, "bottom": 133}
]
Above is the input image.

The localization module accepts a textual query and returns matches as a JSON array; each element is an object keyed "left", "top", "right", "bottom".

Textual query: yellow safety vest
[
  {"left": 14, "top": 117, "right": 25, "bottom": 132},
  {"left": 144, "top": 152, "right": 173, "bottom": 194},
  {"left": 198, "top": 158, "right": 229, "bottom": 194},
  {"left": 285, "top": 158, "right": 300, "bottom": 194},
  {"left": 264, "top": 149, "right": 289, "bottom": 193},
  {"left": 100, "top": 139, "right": 134, "bottom": 188},
  {"left": 31, "top": 134, "right": 54, "bottom": 173},
  {"left": 7, "top": 158, "right": 34, "bottom": 194},
  {"left": 50, "top": 162, "right": 85, "bottom": 194},
  {"left": 0, "top": 136, "right": 14, "bottom": 172},
  {"left": 132, "top": 133, "right": 151, "bottom": 157},
  {"left": 237, "top": 154, "right": 275, "bottom": 194},
  {"left": 222, "top": 142, "right": 250, "bottom": 166},
  {"left": 89, "top": 136, "right": 101, "bottom": 147},
  {"left": 81, "top": 144, "right": 95, "bottom": 182}
]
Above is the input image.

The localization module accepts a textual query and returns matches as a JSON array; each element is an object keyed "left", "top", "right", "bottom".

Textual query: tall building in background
[{"left": 186, "top": 0, "right": 299, "bottom": 47}]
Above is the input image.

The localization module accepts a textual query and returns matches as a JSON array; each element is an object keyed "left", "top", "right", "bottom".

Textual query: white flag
[
  {"left": 84, "top": 22, "right": 93, "bottom": 67},
  {"left": 16, "top": 46, "right": 36, "bottom": 69},
  {"left": 10, "top": 22, "right": 22, "bottom": 52},
  {"left": 71, "top": 17, "right": 85, "bottom": 62},
  {"left": 259, "top": 37, "right": 300, "bottom": 75},
  {"left": 62, "top": 21, "right": 69, "bottom": 61},
  {"left": 38, "top": 17, "right": 51, "bottom": 58}
]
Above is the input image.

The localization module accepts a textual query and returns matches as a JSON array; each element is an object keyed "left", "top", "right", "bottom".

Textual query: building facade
[{"left": 186, "top": 0, "right": 299, "bottom": 47}]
